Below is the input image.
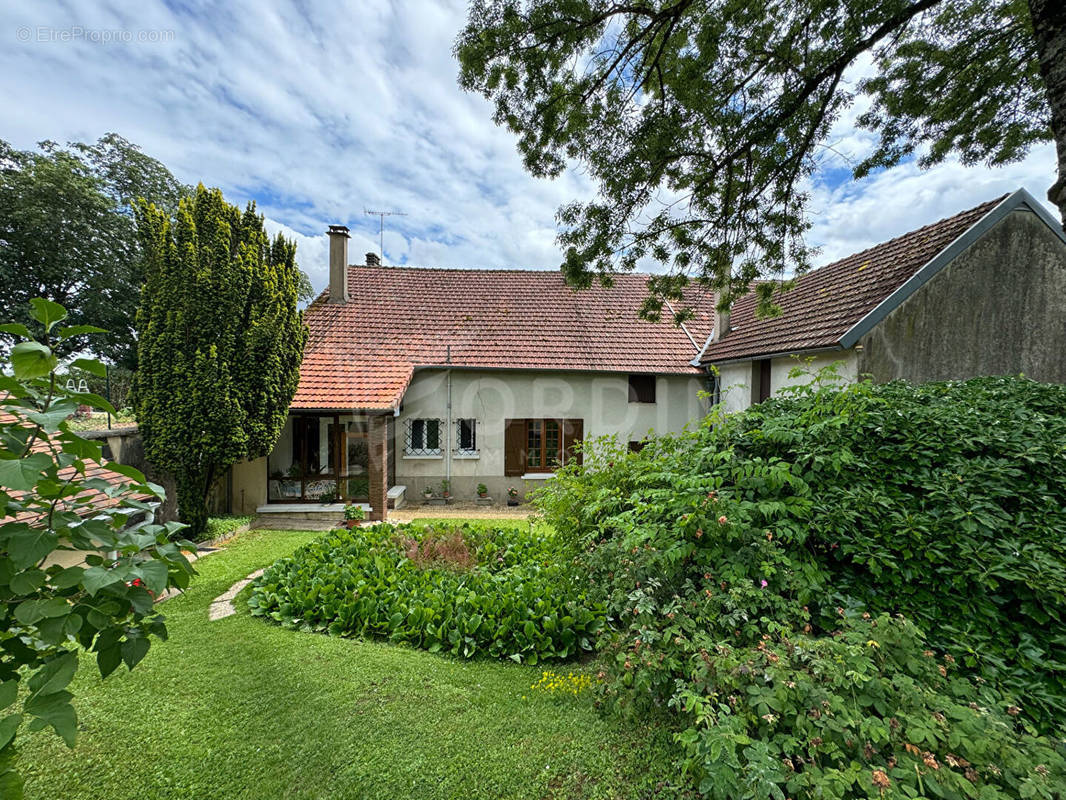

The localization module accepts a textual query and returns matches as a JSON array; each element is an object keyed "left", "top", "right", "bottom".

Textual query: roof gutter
[{"left": 702, "top": 344, "right": 845, "bottom": 367}]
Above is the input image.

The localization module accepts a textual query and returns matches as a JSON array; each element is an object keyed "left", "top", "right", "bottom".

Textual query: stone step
[{"left": 251, "top": 514, "right": 340, "bottom": 531}]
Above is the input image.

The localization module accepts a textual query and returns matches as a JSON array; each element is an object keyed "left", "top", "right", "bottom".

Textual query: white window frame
[
  {"left": 455, "top": 418, "right": 479, "bottom": 457},
  {"left": 405, "top": 417, "right": 443, "bottom": 457}
]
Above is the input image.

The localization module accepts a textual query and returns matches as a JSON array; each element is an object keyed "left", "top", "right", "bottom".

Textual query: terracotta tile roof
[
  {"left": 0, "top": 403, "right": 153, "bottom": 522},
  {"left": 700, "top": 195, "right": 1007, "bottom": 363},
  {"left": 291, "top": 268, "right": 712, "bottom": 410}
]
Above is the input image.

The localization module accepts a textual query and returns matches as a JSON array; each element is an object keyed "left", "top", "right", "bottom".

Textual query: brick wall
[{"left": 368, "top": 414, "right": 388, "bottom": 521}]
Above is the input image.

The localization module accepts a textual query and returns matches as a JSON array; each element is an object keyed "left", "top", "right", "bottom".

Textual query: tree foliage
[
  {"left": 456, "top": 0, "right": 1064, "bottom": 316},
  {"left": 0, "top": 300, "right": 195, "bottom": 798},
  {"left": 0, "top": 134, "right": 187, "bottom": 369},
  {"left": 133, "top": 186, "right": 307, "bottom": 536}
]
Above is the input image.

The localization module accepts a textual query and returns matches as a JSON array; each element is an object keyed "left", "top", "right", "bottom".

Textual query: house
[
  {"left": 236, "top": 227, "right": 714, "bottom": 523},
  {"left": 231, "top": 186, "right": 1065, "bottom": 525},
  {"left": 699, "top": 188, "right": 1066, "bottom": 413}
]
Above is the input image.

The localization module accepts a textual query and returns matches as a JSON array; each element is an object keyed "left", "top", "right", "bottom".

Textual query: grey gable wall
[{"left": 856, "top": 208, "right": 1066, "bottom": 384}]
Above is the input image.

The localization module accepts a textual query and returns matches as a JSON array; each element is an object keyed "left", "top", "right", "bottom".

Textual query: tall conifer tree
[{"left": 133, "top": 185, "right": 306, "bottom": 535}]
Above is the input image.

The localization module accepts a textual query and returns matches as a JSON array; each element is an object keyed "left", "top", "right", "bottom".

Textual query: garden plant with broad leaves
[{"left": 0, "top": 299, "right": 195, "bottom": 798}]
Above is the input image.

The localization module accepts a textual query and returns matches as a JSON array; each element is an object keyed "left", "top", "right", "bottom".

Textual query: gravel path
[{"left": 389, "top": 503, "right": 533, "bottom": 522}]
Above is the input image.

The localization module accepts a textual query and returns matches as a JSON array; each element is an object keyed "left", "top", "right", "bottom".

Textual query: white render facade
[
  {"left": 714, "top": 351, "right": 859, "bottom": 415},
  {"left": 395, "top": 368, "right": 710, "bottom": 499}
]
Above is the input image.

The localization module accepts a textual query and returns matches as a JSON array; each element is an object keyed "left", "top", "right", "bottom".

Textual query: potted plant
[
  {"left": 343, "top": 503, "right": 365, "bottom": 529},
  {"left": 317, "top": 486, "right": 338, "bottom": 504},
  {"left": 507, "top": 486, "right": 519, "bottom": 506},
  {"left": 476, "top": 483, "right": 488, "bottom": 499},
  {"left": 440, "top": 479, "right": 451, "bottom": 500},
  {"left": 422, "top": 485, "right": 434, "bottom": 499}
]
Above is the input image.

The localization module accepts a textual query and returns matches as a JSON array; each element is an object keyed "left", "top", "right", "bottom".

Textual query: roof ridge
[
  {"left": 700, "top": 190, "right": 1030, "bottom": 365},
  {"left": 806, "top": 194, "right": 1008, "bottom": 279},
  {"left": 342, "top": 264, "right": 661, "bottom": 280}
]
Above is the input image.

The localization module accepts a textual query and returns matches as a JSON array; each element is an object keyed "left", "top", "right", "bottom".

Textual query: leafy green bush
[
  {"left": 1, "top": 299, "right": 196, "bottom": 797},
  {"left": 248, "top": 522, "right": 602, "bottom": 663},
  {"left": 536, "top": 375, "right": 1066, "bottom": 798},
  {"left": 203, "top": 515, "right": 251, "bottom": 542}
]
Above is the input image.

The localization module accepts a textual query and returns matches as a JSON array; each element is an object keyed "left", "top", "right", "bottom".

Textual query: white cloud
[
  {"left": 0, "top": 0, "right": 1058, "bottom": 291},
  {"left": 808, "top": 145, "right": 1057, "bottom": 266}
]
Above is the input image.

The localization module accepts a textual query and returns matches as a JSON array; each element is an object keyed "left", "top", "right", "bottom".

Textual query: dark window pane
[
  {"left": 458, "top": 418, "right": 476, "bottom": 451},
  {"left": 759, "top": 360, "right": 772, "bottom": 402},
  {"left": 527, "top": 420, "right": 542, "bottom": 468},
  {"left": 545, "top": 420, "right": 560, "bottom": 464},
  {"left": 411, "top": 419, "right": 424, "bottom": 450},
  {"left": 628, "top": 374, "right": 656, "bottom": 403}
]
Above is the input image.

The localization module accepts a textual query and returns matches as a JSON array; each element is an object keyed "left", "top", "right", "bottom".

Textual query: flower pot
[
  {"left": 507, "top": 499, "right": 519, "bottom": 506},
  {"left": 345, "top": 519, "right": 360, "bottom": 530}
]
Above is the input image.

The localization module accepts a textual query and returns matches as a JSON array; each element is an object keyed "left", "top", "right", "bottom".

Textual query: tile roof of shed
[
  {"left": 700, "top": 194, "right": 1010, "bottom": 363},
  {"left": 291, "top": 268, "right": 712, "bottom": 411}
]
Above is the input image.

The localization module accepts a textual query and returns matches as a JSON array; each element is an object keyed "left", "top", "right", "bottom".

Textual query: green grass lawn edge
[{"left": 19, "top": 527, "right": 682, "bottom": 800}]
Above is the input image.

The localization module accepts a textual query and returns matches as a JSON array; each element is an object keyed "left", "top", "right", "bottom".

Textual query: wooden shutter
[
  {"left": 759, "top": 359, "right": 772, "bottom": 402},
  {"left": 504, "top": 419, "right": 526, "bottom": 476},
  {"left": 562, "top": 419, "right": 584, "bottom": 466}
]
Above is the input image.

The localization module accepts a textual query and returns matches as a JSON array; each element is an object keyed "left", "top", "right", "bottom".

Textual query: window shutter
[
  {"left": 759, "top": 359, "right": 772, "bottom": 402},
  {"left": 504, "top": 419, "right": 526, "bottom": 476},
  {"left": 562, "top": 419, "right": 584, "bottom": 466}
]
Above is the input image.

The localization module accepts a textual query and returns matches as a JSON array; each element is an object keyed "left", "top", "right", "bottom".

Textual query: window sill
[
  {"left": 403, "top": 453, "right": 443, "bottom": 460},
  {"left": 453, "top": 452, "right": 480, "bottom": 459},
  {"left": 521, "top": 472, "right": 555, "bottom": 480}
]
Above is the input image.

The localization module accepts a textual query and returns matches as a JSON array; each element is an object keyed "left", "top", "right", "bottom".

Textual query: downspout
[{"left": 446, "top": 345, "right": 452, "bottom": 486}]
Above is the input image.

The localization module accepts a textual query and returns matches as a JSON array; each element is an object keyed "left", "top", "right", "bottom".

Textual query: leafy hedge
[
  {"left": 536, "top": 375, "right": 1066, "bottom": 799},
  {"left": 248, "top": 522, "right": 602, "bottom": 663},
  {"left": 202, "top": 515, "right": 252, "bottom": 543}
]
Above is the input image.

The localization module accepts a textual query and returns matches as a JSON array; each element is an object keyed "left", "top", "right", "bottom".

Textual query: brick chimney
[
  {"left": 366, "top": 252, "right": 380, "bottom": 266},
  {"left": 327, "top": 225, "right": 350, "bottom": 303},
  {"left": 714, "top": 301, "right": 731, "bottom": 340}
]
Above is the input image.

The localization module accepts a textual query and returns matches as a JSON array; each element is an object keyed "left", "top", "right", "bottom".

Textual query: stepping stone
[{"left": 209, "top": 568, "right": 268, "bottom": 621}]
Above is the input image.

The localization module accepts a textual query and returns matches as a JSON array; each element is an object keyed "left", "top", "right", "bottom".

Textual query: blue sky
[{"left": 1, "top": 1, "right": 1058, "bottom": 294}]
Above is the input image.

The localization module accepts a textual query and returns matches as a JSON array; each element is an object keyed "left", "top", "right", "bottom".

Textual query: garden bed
[{"left": 248, "top": 521, "right": 603, "bottom": 663}]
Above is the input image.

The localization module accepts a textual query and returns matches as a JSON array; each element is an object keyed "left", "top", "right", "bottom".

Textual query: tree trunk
[{"left": 1029, "top": 0, "right": 1066, "bottom": 224}]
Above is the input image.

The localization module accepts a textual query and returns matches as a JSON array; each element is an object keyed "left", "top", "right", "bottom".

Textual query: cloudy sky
[{"left": 1, "top": 1, "right": 1058, "bottom": 294}]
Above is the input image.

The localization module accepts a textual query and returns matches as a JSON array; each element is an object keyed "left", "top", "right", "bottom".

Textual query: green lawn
[{"left": 19, "top": 527, "right": 681, "bottom": 800}]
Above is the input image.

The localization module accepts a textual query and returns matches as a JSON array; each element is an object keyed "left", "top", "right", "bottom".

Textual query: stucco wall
[
  {"left": 715, "top": 351, "right": 858, "bottom": 415},
  {"left": 231, "top": 457, "right": 267, "bottom": 514},
  {"left": 857, "top": 208, "right": 1066, "bottom": 383},
  {"left": 83, "top": 427, "right": 179, "bottom": 523},
  {"left": 394, "top": 368, "right": 709, "bottom": 500}
]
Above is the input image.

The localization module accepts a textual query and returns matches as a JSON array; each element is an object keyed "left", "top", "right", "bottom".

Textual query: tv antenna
[{"left": 364, "top": 209, "right": 407, "bottom": 264}]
